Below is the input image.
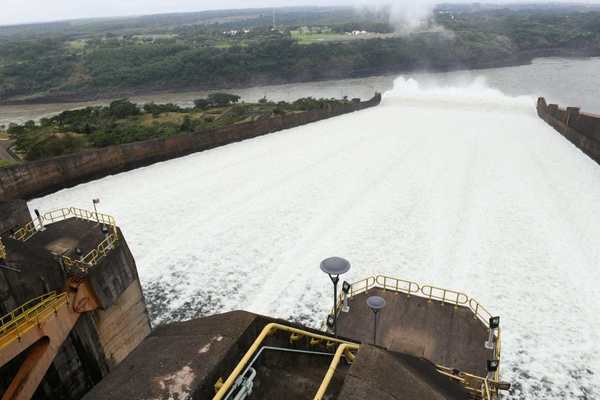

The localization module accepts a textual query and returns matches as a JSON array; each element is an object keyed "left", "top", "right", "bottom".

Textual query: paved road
[{"left": 0, "top": 139, "right": 16, "bottom": 161}]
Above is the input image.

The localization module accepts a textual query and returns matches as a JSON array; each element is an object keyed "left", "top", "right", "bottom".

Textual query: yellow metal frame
[
  {"left": 212, "top": 323, "right": 359, "bottom": 400},
  {"left": 10, "top": 207, "right": 119, "bottom": 272},
  {"left": 0, "top": 292, "right": 69, "bottom": 349},
  {"left": 313, "top": 342, "right": 359, "bottom": 400}
]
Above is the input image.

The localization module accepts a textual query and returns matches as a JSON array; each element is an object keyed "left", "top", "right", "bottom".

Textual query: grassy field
[
  {"left": 290, "top": 30, "right": 400, "bottom": 45},
  {"left": 290, "top": 31, "right": 351, "bottom": 44}
]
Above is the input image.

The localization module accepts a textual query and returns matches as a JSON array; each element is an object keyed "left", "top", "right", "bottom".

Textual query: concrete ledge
[{"left": 537, "top": 97, "right": 600, "bottom": 164}]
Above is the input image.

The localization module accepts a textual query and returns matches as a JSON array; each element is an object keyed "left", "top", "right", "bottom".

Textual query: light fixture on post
[
  {"left": 367, "top": 295, "right": 386, "bottom": 346},
  {"left": 320, "top": 257, "right": 351, "bottom": 336},
  {"left": 485, "top": 316, "right": 500, "bottom": 350},
  {"left": 487, "top": 359, "right": 499, "bottom": 373},
  {"left": 34, "top": 209, "right": 46, "bottom": 232},
  {"left": 92, "top": 199, "right": 100, "bottom": 222},
  {"left": 341, "top": 281, "right": 351, "bottom": 313}
]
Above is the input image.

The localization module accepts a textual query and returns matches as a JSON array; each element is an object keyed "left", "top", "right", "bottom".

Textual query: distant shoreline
[{"left": 2, "top": 47, "right": 598, "bottom": 107}]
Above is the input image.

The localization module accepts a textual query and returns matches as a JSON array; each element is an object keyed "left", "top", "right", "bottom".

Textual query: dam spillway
[{"left": 29, "top": 78, "right": 600, "bottom": 399}]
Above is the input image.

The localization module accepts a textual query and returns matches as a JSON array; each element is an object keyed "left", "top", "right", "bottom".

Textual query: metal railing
[
  {"left": 342, "top": 275, "right": 495, "bottom": 329},
  {"left": 62, "top": 233, "right": 119, "bottom": 272},
  {"left": 0, "top": 292, "right": 69, "bottom": 348},
  {"left": 9, "top": 207, "right": 119, "bottom": 272},
  {"left": 12, "top": 207, "right": 117, "bottom": 242},
  {"left": 437, "top": 365, "right": 498, "bottom": 400},
  {"left": 339, "top": 274, "right": 502, "bottom": 400},
  {"left": 212, "top": 323, "right": 359, "bottom": 400}
]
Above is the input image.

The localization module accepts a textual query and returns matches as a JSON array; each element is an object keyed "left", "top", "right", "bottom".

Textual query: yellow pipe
[
  {"left": 212, "top": 323, "right": 358, "bottom": 400},
  {"left": 313, "top": 343, "right": 359, "bottom": 400}
]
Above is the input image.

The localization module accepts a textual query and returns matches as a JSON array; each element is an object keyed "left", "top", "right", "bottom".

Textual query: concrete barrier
[
  {"left": 537, "top": 97, "right": 600, "bottom": 164},
  {"left": 0, "top": 95, "right": 381, "bottom": 201}
]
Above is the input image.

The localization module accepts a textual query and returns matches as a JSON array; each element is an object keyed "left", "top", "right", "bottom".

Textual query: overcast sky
[{"left": 1, "top": 0, "right": 597, "bottom": 27}]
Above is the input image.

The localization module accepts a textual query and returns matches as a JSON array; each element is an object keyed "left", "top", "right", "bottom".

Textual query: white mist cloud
[
  {"left": 2, "top": 0, "right": 600, "bottom": 27},
  {"left": 388, "top": 1, "right": 438, "bottom": 32}
]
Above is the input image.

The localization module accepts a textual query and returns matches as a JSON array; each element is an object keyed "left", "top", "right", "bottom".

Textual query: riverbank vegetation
[
  {"left": 1, "top": 5, "right": 600, "bottom": 103},
  {"left": 6, "top": 95, "right": 353, "bottom": 160}
]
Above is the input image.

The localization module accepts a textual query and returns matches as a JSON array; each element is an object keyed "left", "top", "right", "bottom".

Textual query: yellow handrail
[
  {"left": 0, "top": 238, "right": 6, "bottom": 260},
  {"left": 62, "top": 233, "right": 119, "bottom": 272},
  {"left": 0, "top": 292, "right": 57, "bottom": 330},
  {"left": 341, "top": 274, "right": 502, "bottom": 399},
  {"left": 376, "top": 275, "right": 421, "bottom": 296},
  {"left": 345, "top": 275, "right": 495, "bottom": 328},
  {"left": 436, "top": 364, "right": 500, "bottom": 400},
  {"left": 420, "top": 285, "right": 469, "bottom": 306},
  {"left": 313, "top": 343, "right": 360, "bottom": 400},
  {"left": 9, "top": 207, "right": 119, "bottom": 271},
  {"left": 0, "top": 292, "right": 69, "bottom": 348},
  {"left": 348, "top": 276, "right": 376, "bottom": 297},
  {"left": 212, "top": 323, "right": 359, "bottom": 400},
  {"left": 11, "top": 207, "right": 117, "bottom": 243}
]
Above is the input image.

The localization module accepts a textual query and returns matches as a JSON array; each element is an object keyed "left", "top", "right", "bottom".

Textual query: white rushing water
[{"left": 30, "top": 77, "right": 600, "bottom": 399}]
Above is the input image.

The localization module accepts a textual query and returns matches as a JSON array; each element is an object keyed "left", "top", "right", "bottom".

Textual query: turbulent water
[{"left": 30, "top": 77, "right": 600, "bottom": 399}]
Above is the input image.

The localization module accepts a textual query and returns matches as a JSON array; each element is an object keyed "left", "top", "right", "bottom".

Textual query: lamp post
[
  {"left": 92, "top": 199, "right": 100, "bottom": 222},
  {"left": 320, "top": 257, "right": 350, "bottom": 336},
  {"left": 367, "top": 296, "right": 386, "bottom": 345}
]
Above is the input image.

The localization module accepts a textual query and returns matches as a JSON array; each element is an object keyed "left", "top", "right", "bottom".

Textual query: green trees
[
  {"left": 1, "top": 10, "right": 600, "bottom": 102},
  {"left": 207, "top": 93, "right": 241, "bottom": 107},
  {"left": 194, "top": 93, "right": 241, "bottom": 109},
  {"left": 108, "top": 99, "right": 140, "bottom": 118},
  {"left": 6, "top": 97, "right": 354, "bottom": 160}
]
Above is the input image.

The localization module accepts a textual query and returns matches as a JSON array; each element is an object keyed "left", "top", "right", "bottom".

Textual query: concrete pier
[{"left": 0, "top": 201, "right": 151, "bottom": 399}]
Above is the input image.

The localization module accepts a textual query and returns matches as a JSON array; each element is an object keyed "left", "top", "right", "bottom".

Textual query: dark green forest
[{"left": 1, "top": 6, "right": 600, "bottom": 103}]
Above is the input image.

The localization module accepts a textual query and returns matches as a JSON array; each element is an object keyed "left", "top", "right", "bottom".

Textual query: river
[{"left": 1, "top": 56, "right": 600, "bottom": 128}]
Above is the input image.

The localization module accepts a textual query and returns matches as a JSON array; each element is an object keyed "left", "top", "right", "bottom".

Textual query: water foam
[
  {"left": 383, "top": 76, "right": 535, "bottom": 112},
  {"left": 29, "top": 78, "right": 600, "bottom": 400}
]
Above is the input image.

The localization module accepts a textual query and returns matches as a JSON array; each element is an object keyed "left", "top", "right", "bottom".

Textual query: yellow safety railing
[
  {"left": 0, "top": 238, "right": 6, "bottom": 260},
  {"left": 339, "top": 274, "right": 502, "bottom": 399},
  {"left": 437, "top": 365, "right": 499, "bottom": 400},
  {"left": 343, "top": 275, "right": 495, "bottom": 329},
  {"left": 376, "top": 275, "right": 421, "bottom": 296},
  {"left": 62, "top": 233, "right": 119, "bottom": 272},
  {"left": 10, "top": 218, "right": 45, "bottom": 242},
  {"left": 347, "top": 276, "right": 376, "bottom": 297},
  {"left": 313, "top": 342, "right": 360, "bottom": 400},
  {"left": 420, "top": 285, "right": 469, "bottom": 306},
  {"left": 11, "top": 207, "right": 117, "bottom": 243},
  {"left": 212, "top": 323, "right": 359, "bottom": 400},
  {"left": 0, "top": 292, "right": 69, "bottom": 349},
  {"left": 469, "top": 298, "right": 493, "bottom": 326},
  {"left": 9, "top": 207, "right": 119, "bottom": 272}
]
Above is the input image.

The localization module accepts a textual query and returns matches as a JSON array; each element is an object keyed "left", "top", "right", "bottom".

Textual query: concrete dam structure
[
  {"left": 3, "top": 80, "right": 600, "bottom": 399},
  {"left": 0, "top": 204, "right": 505, "bottom": 399},
  {"left": 0, "top": 200, "right": 150, "bottom": 399},
  {"left": 537, "top": 97, "right": 600, "bottom": 165}
]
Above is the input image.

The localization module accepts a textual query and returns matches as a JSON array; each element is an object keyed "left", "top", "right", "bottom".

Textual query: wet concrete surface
[{"left": 336, "top": 288, "right": 493, "bottom": 377}]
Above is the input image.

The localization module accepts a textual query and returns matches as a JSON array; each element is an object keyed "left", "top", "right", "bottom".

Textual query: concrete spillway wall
[
  {"left": 0, "top": 201, "right": 151, "bottom": 399},
  {"left": 537, "top": 97, "right": 600, "bottom": 164},
  {"left": 0, "top": 95, "right": 381, "bottom": 201}
]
